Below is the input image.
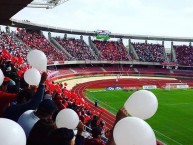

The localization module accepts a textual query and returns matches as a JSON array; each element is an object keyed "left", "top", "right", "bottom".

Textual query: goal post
[{"left": 165, "top": 83, "right": 189, "bottom": 90}]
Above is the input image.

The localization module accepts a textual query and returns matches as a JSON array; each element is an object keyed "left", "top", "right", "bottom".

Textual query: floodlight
[{"left": 27, "top": 0, "right": 69, "bottom": 9}]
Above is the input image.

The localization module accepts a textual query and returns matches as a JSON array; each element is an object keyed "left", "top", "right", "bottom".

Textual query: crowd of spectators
[
  {"left": 0, "top": 31, "right": 30, "bottom": 62},
  {"left": 173, "top": 45, "right": 193, "bottom": 66},
  {"left": 55, "top": 37, "right": 96, "bottom": 60},
  {"left": 132, "top": 42, "right": 165, "bottom": 62},
  {"left": 17, "top": 29, "right": 69, "bottom": 62},
  {"left": 0, "top": 49, "right": 122, "bottom": 145},
  {"left": 93, "top": 40, "right": 130, "bottom": 61}
]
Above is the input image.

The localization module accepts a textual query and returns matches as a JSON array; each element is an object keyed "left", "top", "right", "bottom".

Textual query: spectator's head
[
  {"left": 0, "top": 77, "right": 11, "bottom": 91},
  {"left": 47, "top": 128, "right": 75, "bottom": 145},
  {"left": 99, "top": 120, "right": 105, "bottom": 127},
  {"left": 20, "top": 77, "right": 29, "bottom": 88},
  {"left": 92, "top": 127, "right": 102, "bottom": 138},
  {"left": 27, "top": 119, "right": 57, "bottom": 145},
  {"left": 16, "top": 89, "right": 34, "bottom": 104},
  {"left": 93, "top": 115, "right": 98, "bottom": 120},
  {"left": 36, "top": 99, "right": 58, "bottom": 119}
]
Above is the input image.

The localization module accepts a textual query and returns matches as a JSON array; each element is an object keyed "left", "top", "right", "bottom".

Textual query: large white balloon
[
  {"left": 24, "top": 68, "right": 41, "bottom": 86},
  {"left": 113, "top": 117, "right": 156, "bottom": 145},
  {"left": 0, "top": 118, "right": 26, "bottom": 145},
  {"left": 27, "top": 49, "right": 47, "bottom": 71},
  {"left": 0, "top": 69, "right": 4, "bottom": 86},
  {"left": 124, "top": 90, "right": 158, "bottom": 120},
  {"left": 56, "top": 108, "right": 79, "bottom": 129}
]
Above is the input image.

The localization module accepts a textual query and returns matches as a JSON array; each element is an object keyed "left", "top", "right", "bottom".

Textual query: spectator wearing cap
[
  {"left": 84, "top": 127, "right": 105, "bottom": 145},
  {"left": 0, "top": 77, "right": 17, "bottom": 117},
  {"left": 18, "top": 99, "right": 58, "bottom": 137},
  {"left": 3, "top": 72, "right": 47, "bottom": 121}
]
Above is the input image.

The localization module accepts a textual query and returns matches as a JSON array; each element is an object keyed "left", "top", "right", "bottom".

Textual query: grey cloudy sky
[{"left": 12, "top": 0, "right": 193, "bottom": 38}]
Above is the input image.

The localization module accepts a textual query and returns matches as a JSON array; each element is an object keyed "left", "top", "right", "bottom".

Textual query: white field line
[
  {"left": 86, "top": 95, "right": 118, "bottom": 112},
  {"left": 161, "top": 103, "right": 193, "bottom": 106},
  {"left": 154, "top": 130, "right": 183, "bottom": 145}
]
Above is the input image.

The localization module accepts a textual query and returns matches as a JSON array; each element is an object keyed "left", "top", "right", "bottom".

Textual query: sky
[{"left": 9, "top": 0, "right": 193, "bottom": 47}]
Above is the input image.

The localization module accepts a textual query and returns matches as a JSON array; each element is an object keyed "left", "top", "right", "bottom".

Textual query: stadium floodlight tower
[{"left": 27, "top": 0, "right": 69, "bottom": 9}]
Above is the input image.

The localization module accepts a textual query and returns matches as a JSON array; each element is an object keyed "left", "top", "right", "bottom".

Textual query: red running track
[{"left": 72, "top": 80, "right": 116, "bottom": 129}]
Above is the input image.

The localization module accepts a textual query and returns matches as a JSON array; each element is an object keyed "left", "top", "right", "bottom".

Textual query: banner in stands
[
  {"left": 176, "top": 85, "right": 189, "bottom": 89},
  {"left": 143, "top": 85, "right": 157, "bottom": 90},
  {"left": 95, "top": 30, "right": 111, "bottom": 40},
  {"left": 106, "top": 86, "right": 123, "bottom": 90},
  {"left": 123, "top": 87, "right": 139, "bottom": 91}
]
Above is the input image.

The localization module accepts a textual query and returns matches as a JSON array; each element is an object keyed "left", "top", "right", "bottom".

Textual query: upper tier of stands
[
  {"left": 1, "top": 28, "right": 193, "bottom": 67},
  {"left": 93, "top": 40, "right": 130, "bottom": 61},
  {"left": 132, "top": 43, "right": 166, "bottom": 62},
  {"left": 0, "top": 31, "right": 30, "bottom": 61},
  {"left": 55, "top": 37, "right": 96, "bottom": 60},
  {"left": 173, "top": 45, "right": 193, "bottom": 66},
  {"left": 17, "top": 30, "right": 69, "bottom": 62}
]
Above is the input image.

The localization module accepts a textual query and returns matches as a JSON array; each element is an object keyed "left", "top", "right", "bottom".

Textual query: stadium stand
[
  {"left": 55, "top": 37, "right": 96, "bottom": 60},
  {"left": 72, "top": 66, "right": 103, "bottom": 73},
  {"left": 136, "top": 67, "right": 171, "bottom": 75},
  {"left": 132, "top": 42, "right": 166, "bottom": 62},
  {"left": 0, "top": 31, "right": 30, "bottom": 62},
  {"left": 93, "top": 40, "right": 130, "bottom": 61},
  {"left": 17, "top": 29, "right": 69, "bottom": 63},
  {"left": 103, "top": 66, "right": 135, "bottom": 73},
  {"left": 173, "top": 45, "right": 193, "bottom": 66}
]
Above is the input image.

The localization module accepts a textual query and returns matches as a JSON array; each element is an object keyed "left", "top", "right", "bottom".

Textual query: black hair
[
  {"left": 47, "top": 128, "right": 74, "bottom": 145},
  {"left": 16, "top": 89, "right": 34, "bottom": 104},
  {"left": 92, "top": 127, "right": 102, "bottom": 138}
]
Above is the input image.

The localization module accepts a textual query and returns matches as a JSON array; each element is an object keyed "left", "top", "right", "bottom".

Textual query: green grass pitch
[{"left": 86, "top": 89, "right": 193, "bottom": 145}]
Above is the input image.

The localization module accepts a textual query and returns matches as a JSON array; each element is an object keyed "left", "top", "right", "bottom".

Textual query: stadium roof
[
  {"left": 0, "top": 0, "right": 33, "bottom": 25},
  {"left": 11, "top": 19, "right": 193, "bottom": 42},
  {"left": 2, "top": 0, "right": 193, "bottom": 42}
]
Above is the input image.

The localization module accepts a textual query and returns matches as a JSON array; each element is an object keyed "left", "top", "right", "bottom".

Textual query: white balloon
[
  {"left": 0, "top": 118, "right": 26, "bottom": 145},
  {"left": 124, "top": 90, "right": 158, "bottom": 120},
  {"left": 24, "top": 68, "right": 41, "bottom": 86},
  {"left": 0, "top": 69, "right": 4, "bottom": 86},
  {"left": 56, "top": 108, "right": 79, "bottom": 129},
  {"left": 113, "top": 117, "right": 156, "bottom": 145},
  {"left": 27, "top": 49, "right": 47, "bottom": 71}
]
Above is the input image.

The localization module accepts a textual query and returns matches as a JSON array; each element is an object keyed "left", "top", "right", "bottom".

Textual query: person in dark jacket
[
  {"left": 27, "top": 119, "right": 57, "bottom": 145},
  {"left": 3, "top": 72, "right": 47, "bottom": 121}
]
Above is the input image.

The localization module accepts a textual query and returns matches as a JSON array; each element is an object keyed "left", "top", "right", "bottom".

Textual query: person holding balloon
[
  {"left": 106, "top": 90, "right": 158, "bottom": 145},
  {"left": 18, "top": 99, "right": 58, "bottom": 138},
  {"left": 3, "top": 72, "right": 48, "bottom": 121}
]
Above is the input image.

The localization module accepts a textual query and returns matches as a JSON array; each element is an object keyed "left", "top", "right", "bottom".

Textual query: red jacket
[{"left": 0, "top": 91, "right": 17, "bottom": 117}]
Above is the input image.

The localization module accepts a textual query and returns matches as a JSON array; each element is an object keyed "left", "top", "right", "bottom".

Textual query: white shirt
[{"left": 17, "top": 110, "right": 39, "bottom": 137}]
